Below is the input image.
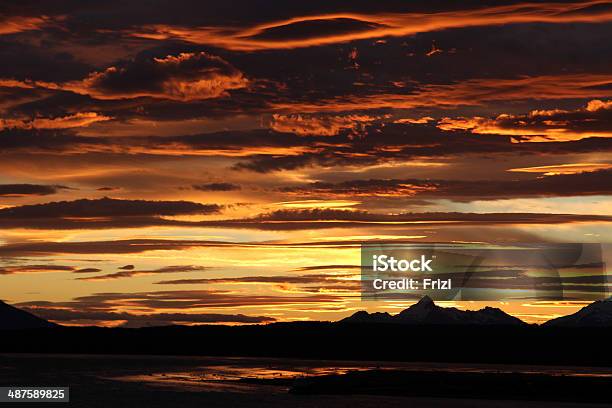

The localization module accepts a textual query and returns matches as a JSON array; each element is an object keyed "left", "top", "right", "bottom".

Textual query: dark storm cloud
[
  {"left": 192, "top": 182, "right": 241, "bottom": 192},
  {"left": 0, "top": 184, "right": 69, "bottom": 197},
  {"left": 280, "top": 169, "right": 612, "bottom": 201}
]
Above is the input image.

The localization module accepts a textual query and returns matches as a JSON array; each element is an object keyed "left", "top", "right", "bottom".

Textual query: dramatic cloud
[
  {"left": 130, "top": 2, "right": 612, "bottom": 50},
  {"left": 0, "top": 197, "right": 220, "bottom": 218},
  {"left": 0, "top": 112, "right": 111, "bottom": 130},
  {"left": 281, "top": 169, "right": 612, "bottom": 201},
  {"left": 1, "top": 0, "right": 611, "bottom": 326},
  {"left": 270, "top": 74, "right": 612, "bottom": 113},
  {"left": 438, "top": 99, "right": 612, "bottom": 142},
  {"left": 1, "top": 208, "right": 609, "bottom": 231},
  {"left": 0, "top": 52, "right": 248, "bottom": 102},
  {"left": 252, "top": 209, "right": 612, "bottom": 224},
  {"left": 0, "top": 184, "right": 68, "bottom": 197},
  {"left": 75, "top": 52, "right": 248, "bottom": 101},
  {"left": 0, "top": 238, "right": 408, "bottom": 259},
  {"left": 508, "top": 163, "right": 612, "bottom": 175},
  {"left": 270, "top": 114, "right": 378, "bottom": 136}
]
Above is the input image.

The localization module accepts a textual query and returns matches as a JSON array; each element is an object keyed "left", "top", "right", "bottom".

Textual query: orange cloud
[
  {"left": 75, "top": 52, "right": 248, "bottom": 101},
  {"left": 270, "top": 114, "right": 378, "bottom": 136},
  {"left": 587, "top": 99, "right": 612, "bottom": 112},
  {"left": 508, "top": 163, "right": 612, "bottom": 175},
  {"left": 394, "top": 117, "right": 434, "bottom": 124},
  {"left": 0, "top": 52, "right": 248, "bottom": 102},
  {"left": 272, "top": 74, "right": 612, "bottom": 113},
  {"left": 0, "top": 112, "right": 112, "bottom": 130},
  {"left": 438, "top": 99, "right": 612, "bottom": 142},
  {"left": 130, "top": 2, "right": 612, "bottom": 50},
  {"left": 0, "top": 16, "right": 53, "bottom": 35}
]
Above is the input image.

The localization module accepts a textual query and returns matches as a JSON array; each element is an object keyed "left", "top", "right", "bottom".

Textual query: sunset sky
[{"left": 1, "top": 0, "right": 611, "bottom": 327}]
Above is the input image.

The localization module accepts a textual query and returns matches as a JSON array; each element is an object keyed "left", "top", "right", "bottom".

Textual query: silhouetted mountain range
[
  {"left": 544, "top": 297, "right": 612, "bottom": 327},
  {"left": 4, "top": 296, "right": 612, "bottom": 330},
  {"left": 5, "top": 298, "right": 612, "bottom": 366},
  {"left": 0, "top": 300, "right": 57, "bottom": 330},
  {"left": 341, "top": 296, "right": 526, "bottom": 326}
]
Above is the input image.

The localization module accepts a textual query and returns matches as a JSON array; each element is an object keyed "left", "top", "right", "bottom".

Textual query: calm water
[{"left": 103, "top": 356, "right": 612, "bottom": 392}]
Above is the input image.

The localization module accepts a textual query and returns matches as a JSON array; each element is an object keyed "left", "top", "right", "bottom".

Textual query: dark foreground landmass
[
  {"left": 4, "top": 322, "right": 612, "bottom": 366},
  {"left": 2, "top": 354, "right": 612, "bottom": 408},
  {"left": 288, "top": 369, "right": 612, "bottom": 403},
  {"left": 4, "top": 324, "right": 612, "bottom": 406}
]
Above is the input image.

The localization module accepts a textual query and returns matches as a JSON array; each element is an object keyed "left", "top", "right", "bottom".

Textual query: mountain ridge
[
  {"left": 340, "top": 296, "right": 527, "bottom": 326},
  {"left": 544, "top": 297, "right": 612, "bottom": 327},
  {"left": 0, "top": 300, "right": 58, "bottom": 330}
]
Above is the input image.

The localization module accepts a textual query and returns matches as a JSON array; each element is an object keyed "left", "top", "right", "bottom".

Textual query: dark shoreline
[
  {"left": 4, "top": 322, "right": 612, "bottom": 366},
  {"left": 2, "top": 354, "right": 612, "bottom": 407},
  {"left": 286, "top": 369, "right": 612, "bottom": 403}
]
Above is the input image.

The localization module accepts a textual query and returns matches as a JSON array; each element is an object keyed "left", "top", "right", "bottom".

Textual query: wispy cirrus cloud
[
  {"left": 18, "top": 289, "right": 343, "bottom": 311},
  {"left": 508, "top": 163, "right": 612, "bottom": 175},
  {"left": 130, "top": 1, "right": 612, "bottom": 50},
  {"left": 77, "top": 265, "right": 208, "bottom": 281},
  {"left": 155, "top": 273, "right": 355, "bottom": 286},
  {"left": 0, "top": 264, "right": 75, "bottom": 275}
]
